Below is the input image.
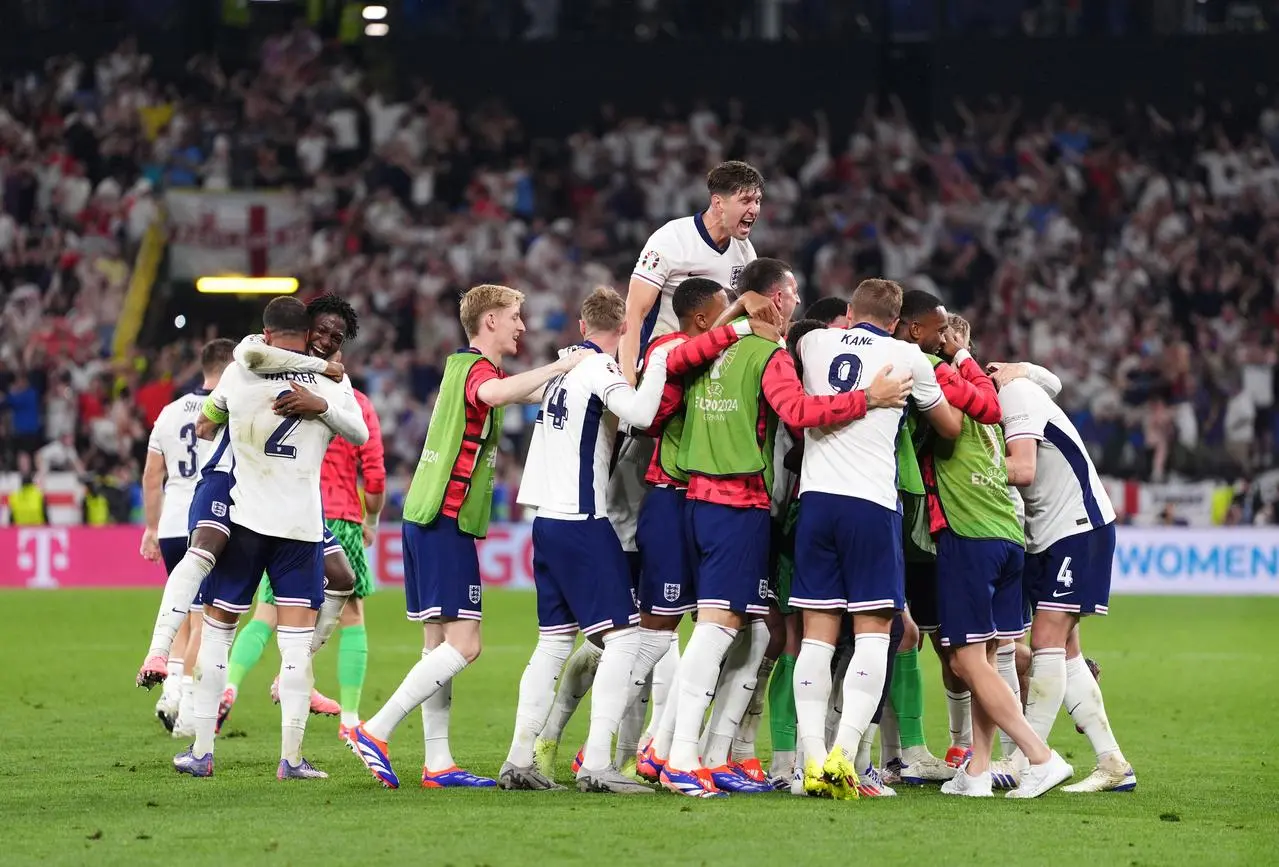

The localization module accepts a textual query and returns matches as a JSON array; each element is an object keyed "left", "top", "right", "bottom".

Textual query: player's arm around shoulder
[
  {"left": 905, "top": 343, "right": 963, "bottom": 439},
  {"left": 234, "top": 333, "right": 335, "bottom": 377},
  {"left": 316, "top": 375, "right": 369, "bottom": 446},
  {"left": 475, "top": 348, "right": 587, "bottom": 407},
  {"left": 996, "top": 379, "right": 1046, "bottom": 486},
  {"left": 598, "top": 349, "right": 668, "bottom": 429}
]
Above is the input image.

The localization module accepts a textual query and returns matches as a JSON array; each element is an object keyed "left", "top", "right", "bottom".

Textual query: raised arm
[
  {"left": 620, "top": 275, "right": 662, "bottom": 385},
  {"left": 987, "top": 361, "right": 1062, "bottom": 399},
  {"left": 666, "top": 319, "right": 783, "bottom": 377},
  {"left": 235, "top": 334, "right": 338, "bottom": 378},
  {"left": 599, "top": 350, "right": 669, "bottom": 429},
  {"left": 475, "top": 350, "right": 584, "bottom": 408},
  {"left": 933, "top": 349, "right": 1002, "bottom": 425}
]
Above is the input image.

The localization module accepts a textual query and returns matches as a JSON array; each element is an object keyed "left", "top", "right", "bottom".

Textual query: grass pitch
[{"left": 2, "top": 590, "right": 1276, "bottom": 866}]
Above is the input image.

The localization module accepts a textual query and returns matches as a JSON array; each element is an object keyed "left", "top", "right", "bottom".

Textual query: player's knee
[{"left": 324, "top": 560, "right": 355, "bottom": 594}]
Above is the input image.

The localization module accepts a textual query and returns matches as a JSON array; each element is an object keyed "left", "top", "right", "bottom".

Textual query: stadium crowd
[{"left": 2, "top": 30, "right": 1279, "bottom": 524}]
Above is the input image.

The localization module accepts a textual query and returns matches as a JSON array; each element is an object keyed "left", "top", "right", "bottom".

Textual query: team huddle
[{"left": 135, "top": 160, "right": 1135, "bottom": 800}]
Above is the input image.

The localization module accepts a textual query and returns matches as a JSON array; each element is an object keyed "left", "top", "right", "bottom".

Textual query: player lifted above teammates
[
  {"left": 1001, "top": 356, "right": 1136, "bottom": 793},
  {"left": 139, "top": 339, "right": 237, "bottom": 731},
  {"left": 347, "top": 284, "right": 585, "bottom": 790},
  {"left": 178, "top": 297, "right": 369, "bottom": 780}
]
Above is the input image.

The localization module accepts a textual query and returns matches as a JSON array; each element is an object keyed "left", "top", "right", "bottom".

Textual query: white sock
[
  {"left": 833, "top": 633, "right": 891, "bottom": 759},
  {"left": 365, "top": 642, "right": 468, "bottom": 742},
  {"left": 506, "top": 634, "right": 575, "bottom": 767},
  {"left": 178, "top": 674, "right": 196, "bottom": 725},
  {"left": 668, "top": 623, "right": 737, "bottom": 770},
  {"left": 879, "top": 699, "right": 901, "bottom": 766},
  {"left": 702, "top": 620, "right": 769, "bottom": 768},
  {"left": 192, "top": 615, "right": 235, "bottom": 757},
  {"left": 731, "top": 653, "right": 775, "bottom": 762},
  {"left": 310, "top": 589, "right": 352, "bottom": 654},
  {"left": 148, "top": 548, "right": 215, "bottom": 657},
  {"left": 644, "top": 632, "right": 680, "bottom": 741},
  {"left": 826, "top": 645, "right": 852, "bottom": 749},
  {"left": 996, "top": 643, "right": 1021, "bottom": 757},
  {"left": 614, "top": 628, "right": 670, "bottom": 763},
  {"left": 161, "top": 658, "right": 185, "bottom": 702},
  {"left": 794, "top": 638, "right": 836, "bottom": 763},
  {"left": 946, "top": 688, "right": 973, "bottom": 749},
  {"left": 1024, "top": 648, "right": 1067, "bottom": 743},
  {"left": 583, "top": 628, "right": 643, "bottom": 771},
  {"left": 650, "top": 667, "right": 682, "bottom": 759},
  {"left": 277, "top": 625, "right": 314, "bottom": 765},
  {"left": 422, "top": 677, "right": 455, "bottom": 771},
  {"left": 539, "top": 639, "right": 602, "bottom": 743},
  {"left": 1064, "top": 654, "right": 1124, "bottom": 764},
  {"left": 856, "top": 722, "right": 878, "bottom": 772}
]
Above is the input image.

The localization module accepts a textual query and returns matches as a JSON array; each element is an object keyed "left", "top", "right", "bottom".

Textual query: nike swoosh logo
[
  {"left": 1066, "top": 702, "right": 1081, "bottom": 715},
  {"left": 704, "top": 691, "right": 715, "bottom": 698},
  {"left": 1052, "top": 590, "right": 1073, "bottom": 598}
]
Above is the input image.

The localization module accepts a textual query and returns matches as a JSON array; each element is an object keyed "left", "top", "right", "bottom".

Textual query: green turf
[{"left": 2, "top": 590, "right": 1276, "bottom": 866}]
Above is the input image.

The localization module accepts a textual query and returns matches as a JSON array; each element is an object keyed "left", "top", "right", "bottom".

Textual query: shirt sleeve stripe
[
  {"left": 630, "top": 271, "right": 663, "bottom": 288},
  {"left": 1004, "top": 431, "right": 1044, "bottom": 442}
]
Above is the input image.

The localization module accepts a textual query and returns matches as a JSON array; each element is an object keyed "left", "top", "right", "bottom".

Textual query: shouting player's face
[
  {"left": 720, "top": 187, "right": 762, "bottom": 241},
  {"left": 309, "top": 312, "right": 348, "bottom": 361},
  {"left": 491, "top": 302, "right": 526, "bottom": 356}
]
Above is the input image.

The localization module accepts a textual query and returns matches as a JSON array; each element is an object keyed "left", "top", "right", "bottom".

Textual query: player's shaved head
[
  {"left": 707, "top": 161, "right": 764, "bottom": 197},
  {"left": 262, "top": 297, "right": 310, "bottom": 336},
  {"left": 580, "top": 285, "right": 626, "bottom": 333},
  {"left": 200, "top": 338, "right": 236, "bottom": 375},
  {"left": 460, "top": 283, "right": 525, "bottom": 340},
  {"left": 896, "top": 288, "right": 948, "bottom": 354},
  {"left": 850, "top": 278, "right": 903, "bottom": 330},
  {"left": 804, "top": 297, "right": 851, "bottom": 327},
  {"left": 899, "top": 289, "right": 945, "bottom": 324},
  {"left": 672, "top": 278, "right": 725, "bottom": 320}
]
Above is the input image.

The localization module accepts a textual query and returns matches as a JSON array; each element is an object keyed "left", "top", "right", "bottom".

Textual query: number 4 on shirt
[{"left": 546, "top": 387, "right": 569, "bottom": 430}]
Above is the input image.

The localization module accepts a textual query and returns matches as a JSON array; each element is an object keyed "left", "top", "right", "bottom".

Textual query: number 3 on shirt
[{"left": 827, "top": 353, "right": 863, "bottom": 394}]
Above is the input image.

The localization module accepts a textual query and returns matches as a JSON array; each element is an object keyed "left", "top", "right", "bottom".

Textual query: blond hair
[
  {"left": 850, "top": 278, "right": 904, "bottom": 325},
  {"left": 459, "top": 283, "right": 525, "bottom": 339},
  {"left": 580, "top": 285, "right": 625, "bottom": 333},
  {"left": 947, "top": 313, "right": 971, "bottom": 345}
]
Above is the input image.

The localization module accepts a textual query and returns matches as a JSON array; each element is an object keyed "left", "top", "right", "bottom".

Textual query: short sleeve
[
  {"left": 632, "top": 223, "right": 676, "bottom": 289},
  {"left": 908, "top": 347, "right": 944, "bottom": 411},
  {"left": 1000, "top": 380, "right": 1050, "bottom": 442},
  {"left": 147, "top": 408, "right": 165, "bottom": 454},
  {"left": 464, "top": 359, "right": 501, "bottom": 409}
]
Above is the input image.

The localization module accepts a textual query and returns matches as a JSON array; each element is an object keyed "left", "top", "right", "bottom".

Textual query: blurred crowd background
[{"left": 3, "top": 0, "right": 1279, "bottom": 527}]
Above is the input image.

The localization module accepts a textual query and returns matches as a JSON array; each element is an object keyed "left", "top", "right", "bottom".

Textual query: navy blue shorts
[
  {"left": 904, "top": 560, "right": 939, "bottom": 632},
  {"left": 403, "top": 517, "right": 482, "bottom": 622},
  {"left": 1023, "top": 523, "right": 1116, "bottom": 617},
  {"left": 636, "top": 486, "right": 696, "bottom": 616},
  {"left": 187, "top": 471, "right": 232, "bottom": 538},
  {"left": 935, "top": 531, "right": 1025, "bottom": 649},
  {"left": 532, "top": 516, "right": 638, "bottom": 636},
  {"left": 323, "top": 525, "right": 343, "bottom": 558},
  {"left": 685, "top": 500, "right": 772, "bottom": 615},
  {"left": 791, "top": 492, "right": 904, "bottom": 614},
  {"left": 203, "top": 524, "right": 323, "bottom": 615}
]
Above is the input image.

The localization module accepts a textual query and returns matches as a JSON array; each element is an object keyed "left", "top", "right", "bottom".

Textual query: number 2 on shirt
[{"left": 265, "top": 391, "right": 301, "bottom": 459}]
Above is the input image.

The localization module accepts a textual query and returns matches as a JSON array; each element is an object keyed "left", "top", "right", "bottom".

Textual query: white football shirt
[
  {"left": 797, "top": 324, "right": 944, "bottom": 512},
  {"left": 209, "top": 361, "right": 367, "bottom": 542},
  {"left": 999, "top": 378, "right": 1116, "bottom": 553},
  {"left": 631, "top": 213, "right": 756, "bottom": 355},
  {"left": 147, "top": 388, "right": 212, "bottom": 539},
  {"left": 518, "top": 345, "right": 667, "bottom": 518}
]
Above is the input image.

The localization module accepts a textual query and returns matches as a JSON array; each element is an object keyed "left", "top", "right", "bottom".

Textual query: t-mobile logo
[{"left": 16, "top": 528, "right": 70, "bottom": 589}]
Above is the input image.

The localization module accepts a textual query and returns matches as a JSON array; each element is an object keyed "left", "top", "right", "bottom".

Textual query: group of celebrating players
[{"left": 133, "top": 160, "right": 1136, "bottom": 800}]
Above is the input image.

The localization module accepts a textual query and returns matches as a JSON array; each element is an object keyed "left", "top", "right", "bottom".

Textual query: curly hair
[{"left": 305, "top": 292, "right": 359, "bottom": 341}]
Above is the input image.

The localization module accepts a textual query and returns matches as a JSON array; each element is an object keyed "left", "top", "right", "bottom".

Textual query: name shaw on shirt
[{"left": 264, "top": 371, "right": 318, "bottom": 384}]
